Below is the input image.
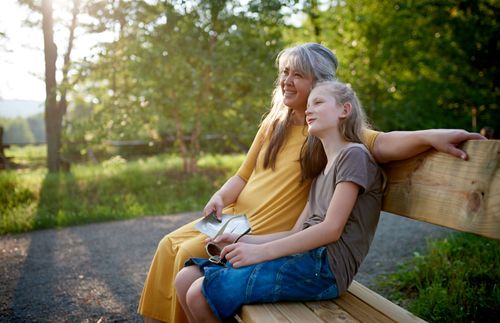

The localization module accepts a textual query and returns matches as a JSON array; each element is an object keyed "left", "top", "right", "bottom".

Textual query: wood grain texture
[
  {"left": 304, "top": 300, "right": 359, "bottom": 322},
  {"left": 381, "top": 140, "right": 499, "bottom": 240},
  {"left": 240, "top": 303, "right": 290, "bottom": 323},
  {"left": 345, "top": 281, "right": 426, "bottom": 323}
]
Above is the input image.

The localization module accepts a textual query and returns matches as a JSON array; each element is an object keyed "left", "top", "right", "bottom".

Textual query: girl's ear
[{"left": 340, "top": 102, "right": 352, "bottom": 119}]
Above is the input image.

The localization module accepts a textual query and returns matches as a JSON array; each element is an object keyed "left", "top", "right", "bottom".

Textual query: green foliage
[
  {"left": 65, "top": 0, "right": 289, "bottom": 165},
  {"left": 289, "top": 0, "right": 499, "bottom": 132},
  {"left": 0, "top": 151, "right": 244, "bottom": 234},
  {"left": 0, "top": 113, "right": 45, "bottom": 144},
  {"left": 15, "top": 0, "right": 499, "bottom": 166},
  {"left": 379, "top": 233, "right": 500, "bottom": 322},
  {"left": 5, "top": 144, "right": 46, "bottom": 168},
  {"left": 1, "top": 117, "right": 34, "bottom": 144},
  {"left": 0, "top": 175, "right": 36, "bottom": 217}
]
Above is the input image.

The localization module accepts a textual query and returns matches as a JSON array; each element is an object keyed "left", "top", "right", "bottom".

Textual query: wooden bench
[{"left": 238, "top": 140, "right": 499, "bottom": 323}]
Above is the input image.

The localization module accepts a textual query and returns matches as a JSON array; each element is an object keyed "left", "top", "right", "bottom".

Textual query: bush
[
  {"left": 0, "top": 152, "right": 245, "bottom": 234},
  {"left": 0, "top": 176, "right": 35, "bottom": 214},
  {"left": 379, "top": 233, "right": 500, "bottom": 322}
]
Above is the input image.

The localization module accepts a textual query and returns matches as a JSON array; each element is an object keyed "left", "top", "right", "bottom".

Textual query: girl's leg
[
  {"left": 186, "top": 277, "right": 219, "bottom": 323},
  {"left": 175, "top": 266, "right": 204, "bottom": 322}
]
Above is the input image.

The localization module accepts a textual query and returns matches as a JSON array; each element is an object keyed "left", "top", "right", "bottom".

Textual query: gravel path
[{"left": 0, "top": 211, "right": 451, "bottom": 322}]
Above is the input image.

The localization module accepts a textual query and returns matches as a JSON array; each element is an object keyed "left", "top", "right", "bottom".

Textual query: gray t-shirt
[{"left": 302, "top": 143, "right": 383, "bottom": 295}]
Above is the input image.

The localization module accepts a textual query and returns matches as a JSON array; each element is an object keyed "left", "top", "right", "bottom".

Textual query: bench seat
[{"left": 239, "top": 281, "right": 425, "bottom": 322}]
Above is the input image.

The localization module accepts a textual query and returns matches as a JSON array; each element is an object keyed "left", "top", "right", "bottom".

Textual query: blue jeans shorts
[{"left": 185, "top": 246, "right": 338, "bottom": 321}]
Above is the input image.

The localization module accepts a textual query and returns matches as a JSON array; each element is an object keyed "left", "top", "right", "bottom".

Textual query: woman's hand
[
  {"left": 203, "top": 193, "right": 224, "bottom": 220},
  {"left": 373, "top": 129, "right": 486, "bottom": 163},
  {"left": 220, "top": 243, "right": 269, "bottom": 268},
  {"left": 425, "top": 129, "right": 486, "bottom": 160}
]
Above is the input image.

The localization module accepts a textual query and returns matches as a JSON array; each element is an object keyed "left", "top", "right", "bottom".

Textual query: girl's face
[
  {"left": 280, "top": 65, "right": 314, "bottom": 111},
  {"left": 305, "top": 86, "right": 345, "bottom": 136}
]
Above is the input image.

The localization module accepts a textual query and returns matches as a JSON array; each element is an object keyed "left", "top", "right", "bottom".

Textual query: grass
[
  {"left": 1, "top": 146, "right": 245, "bottom": 234},
  {"left": 378, "top": 233, "right": 500, "bottom": 322}
]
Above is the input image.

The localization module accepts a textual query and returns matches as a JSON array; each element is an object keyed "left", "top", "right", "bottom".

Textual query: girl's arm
[
  {"left": 372, "top": 129, "right": 486, "bottom": 163},
  {"left": 211, "top": 202, "right": 311, "bottom": 246},
  {"left": 221, "top": 182, "right": 359, "bottom": 268}
]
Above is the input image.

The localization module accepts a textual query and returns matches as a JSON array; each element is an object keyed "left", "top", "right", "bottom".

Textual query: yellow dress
[{"left": 138, "top": 125, "right": 379, "bottom": 322}]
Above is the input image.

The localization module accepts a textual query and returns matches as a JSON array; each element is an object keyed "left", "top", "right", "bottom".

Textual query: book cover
[{"left": 194, "top": 213, "right": 251, "bottom": 238}]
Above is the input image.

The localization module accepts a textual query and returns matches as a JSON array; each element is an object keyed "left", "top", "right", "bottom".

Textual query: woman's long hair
[
  {"left": 260, "top": 43, "right": 338, "bottom": 169},
  {"left": 300, "top": 81, "right": 370, "bottom": 181}
]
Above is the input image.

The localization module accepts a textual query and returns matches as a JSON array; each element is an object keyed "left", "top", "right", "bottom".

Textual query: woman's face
[{"left": 280, "top": 65, "right": 314, "bottom": 111}]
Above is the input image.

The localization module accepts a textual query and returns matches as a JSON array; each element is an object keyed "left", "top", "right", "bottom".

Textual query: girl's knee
[
  {"left": 186, "top": 278, "right": 206, "bottom": 309},
  {"left": 175, "top": 266, "right": 202, "bottom": 295},
  {"left": 175, "top": 267, "right": 191, "bottom": 291}
]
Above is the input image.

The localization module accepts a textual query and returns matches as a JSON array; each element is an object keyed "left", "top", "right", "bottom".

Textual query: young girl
[{"left": 174, "top": 80, "right": 384, "bottom": 322}]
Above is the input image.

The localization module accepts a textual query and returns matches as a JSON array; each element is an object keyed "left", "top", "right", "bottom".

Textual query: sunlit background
[{"left": 0, "top": 3, "right": 498, "bottom": 321}]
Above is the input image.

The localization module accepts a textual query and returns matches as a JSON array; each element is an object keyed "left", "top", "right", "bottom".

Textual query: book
[{"left": 194, "top": 213, "right": 251, "bottom": 238}]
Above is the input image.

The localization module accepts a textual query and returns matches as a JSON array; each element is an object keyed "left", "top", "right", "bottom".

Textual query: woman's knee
[{"left": 156, "top": 234, "right": 193, "bottom": 264}]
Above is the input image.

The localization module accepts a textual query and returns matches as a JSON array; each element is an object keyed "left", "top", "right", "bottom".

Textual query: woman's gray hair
[
  {"left": 277, "top": 43, "right": 338, "bottom": 84},
  {"left": 260, "top": 43, "right": 339, "bottom": 169}
]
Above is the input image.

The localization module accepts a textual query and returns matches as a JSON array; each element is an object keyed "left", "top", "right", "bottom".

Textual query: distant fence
[{"left": 2, "top": 142, "right": 46, "bottom": 146}]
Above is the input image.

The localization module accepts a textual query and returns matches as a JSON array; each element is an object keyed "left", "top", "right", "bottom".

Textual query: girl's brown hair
[{"left": 300, "top": 81, "right": 370, "bottom": 181}]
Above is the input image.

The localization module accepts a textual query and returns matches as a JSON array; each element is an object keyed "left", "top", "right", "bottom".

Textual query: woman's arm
[
  {"left": 372, "top": 129, "right": 486, "bottom": 163},
  {"left": 221, "top": 182, "right": 359, "bottom": 268},
  {"left": 203, "top": 175, "right": 246, "bottom": 218},
  {"left": 203, "top": 126, "right": 266, "bottom": 218}
]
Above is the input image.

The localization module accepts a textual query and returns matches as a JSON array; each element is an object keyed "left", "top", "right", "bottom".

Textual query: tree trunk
[
  {"left": 58, "top": 0, "right": 79, "bottom": 118},
  {"left": 308, "top": 0, "right": 322, "bottom": 41},
  {"left": 42, "top": 0, "right": 60, "bottom": 172},
  {"left": 171, "top": 96, "right": 191, "bottom": 173}
]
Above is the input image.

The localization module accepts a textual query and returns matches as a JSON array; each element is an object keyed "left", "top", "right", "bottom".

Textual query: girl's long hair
[
  {"left": 300, "top": 81, "right": 371, "bottom": 181},
  {"left": 260, "top": 43, "right": 338, "bottom": 169}
]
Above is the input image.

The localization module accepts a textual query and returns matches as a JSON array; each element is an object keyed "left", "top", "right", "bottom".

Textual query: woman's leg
[
  {"left": 186, "top": 277, "right": 219, "bottom": 323},
  {"left": 175, "top": 266, "right": 204, "bottom": 322},
  {"left": 138, "top": 218, "right": 207, "bottom": 323}
]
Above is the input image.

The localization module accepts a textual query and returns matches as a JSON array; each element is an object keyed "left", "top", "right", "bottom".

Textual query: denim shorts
[{"left": 185, "top": 247, "right": 338, "bottom": 321}]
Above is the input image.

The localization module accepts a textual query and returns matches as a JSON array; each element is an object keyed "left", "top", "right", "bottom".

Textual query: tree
[
  {"left": 298, "top": 0, "right": 499, "bottom": 132},
  {"left": 21, "top": 0, "right": 80, "bottom": 171},
  {"left": 69, "top": 0, "right": 288, "bottom": 172}
]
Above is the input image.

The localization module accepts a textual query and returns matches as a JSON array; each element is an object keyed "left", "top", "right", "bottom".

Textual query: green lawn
[{"left": 1, "top": 146, "right": 244, "bottom": 234}]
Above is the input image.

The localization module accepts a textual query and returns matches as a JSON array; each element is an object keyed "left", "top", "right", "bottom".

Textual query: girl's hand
[
  {"left": 220, "top": 243, "right": 269, "bottom": 268},
  {"left": 203, "top": 194, "right": 224, "bottom": 220},
  {"left": 205, "top": 233, "right": 238, "bottom": 247}
]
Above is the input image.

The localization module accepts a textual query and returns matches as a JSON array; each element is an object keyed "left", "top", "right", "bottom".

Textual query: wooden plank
[
  {"left": 333, "top": 291, "right": 395, "bottom": 323},
  {"left": 273, "top": 302, "right": 325, "bottom": 322},
  {"left": 346, "top": 281, "right": 426, "bottom": 323},
  {"left": 382, "top": 140, "right": 500, "bottom": 240},
  {"left": 240, "top": 303, "right": 291, "bottom": 323},
  {"left": 305, "top": 300, "right": 359, "bottom": 322}
]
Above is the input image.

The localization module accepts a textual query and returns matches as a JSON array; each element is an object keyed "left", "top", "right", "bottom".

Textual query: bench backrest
[{"left": 381, "top": 140, "right": 499, "bottom": 240}]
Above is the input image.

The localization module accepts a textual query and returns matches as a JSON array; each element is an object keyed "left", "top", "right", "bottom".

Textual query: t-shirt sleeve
[
  {"left": 235, "top": 126, "right": 266, "bottom": 181},
  {"left": 335, "top": 147, "right": 376, "bottom": 194},
  {"left": 361, "top": 128, "right": 380, "bottom": 155}
]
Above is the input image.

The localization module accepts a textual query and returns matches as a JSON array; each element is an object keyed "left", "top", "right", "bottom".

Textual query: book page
[{"left": 194, "top": 214, "right": 251, "bottom": 238}]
